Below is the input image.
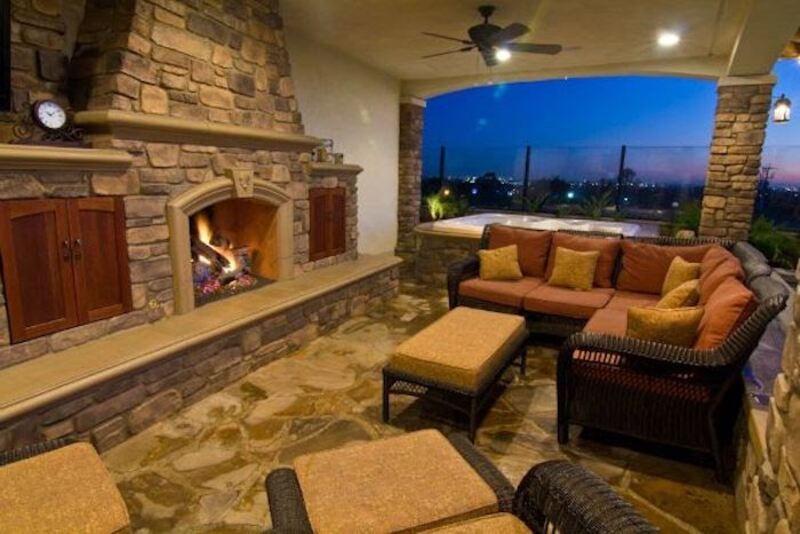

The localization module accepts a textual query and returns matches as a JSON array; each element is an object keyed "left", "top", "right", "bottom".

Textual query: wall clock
[
  {"left": 32, "top": 100, "right": 68, "bottom": 132},
  {"left": 10, "top": 99, "right": 86, "bottom": 147}
]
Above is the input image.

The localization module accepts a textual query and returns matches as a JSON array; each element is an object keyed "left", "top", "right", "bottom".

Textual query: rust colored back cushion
[
  {"left": 544, "top": 233, "right": 620, "bottom": 288},
  {"left": 695, "top": 276, "right": 757, "bottom": 350},
  {"left": 616, "top": 241, "right": 712, "bottom": 295},
  {"left": 488, "top": 226, "right": 552, "bottom": 278},
  {"left": 699, "top": 246, "right": 745, "bottom": 304}
]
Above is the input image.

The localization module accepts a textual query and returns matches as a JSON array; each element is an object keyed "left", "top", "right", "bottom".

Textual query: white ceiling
[{"left": 282, "top": 0, "right": 800, "bottom": 97}]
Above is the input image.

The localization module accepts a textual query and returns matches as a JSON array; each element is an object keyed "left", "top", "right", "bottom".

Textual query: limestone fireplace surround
[{"left": 167, "top": 170, "right": 294, "bottom": 315}]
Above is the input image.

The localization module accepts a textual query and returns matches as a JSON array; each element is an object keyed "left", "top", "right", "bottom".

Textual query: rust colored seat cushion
[
  {"left": 699, "top": 246, "right": 745, "bottom": 304},
  {"left": 390, "top": 307, "right": 528, "bottom": 392},
  {"left": 524, "top": 285, "right": 615, "bottom": 319},
  {"left": 695, "top": 277, "right": 757, "bottom": 350},
  {"left": 459, "top": 277, "right": 544, "bottom": 309},
  {"left": 489, "top": 225, "right": 553, "bottom": 277},
  {"left": 606, "top": 290, "right": 660, "bottom": 312},
  {"left": 423, "top": 512, "right": 532, "bottom": 533},
  {"left": 0, "top": 443, "right": 131, "bottom": 534},
  {"left": 616, "top": 241, "right": 712, "bottom": 295},
  {"left": 583, "top": 308, "right": 628, "bottom": 336},
  {"left": 544, "top": 233, "right": 621, "bottom": 288},
  {"left": 293, "top": 430, "right": 499, "bottom": 534}
]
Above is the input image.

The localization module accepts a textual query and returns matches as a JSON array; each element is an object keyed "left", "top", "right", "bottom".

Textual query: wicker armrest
[
  {"left": 0, "top": 437, "right": 76, "bottom": 467},
  {"left": 513, "top": 460, "right": 657, "bottom": 533},
  {"left": 447, "top": 254, "right": 480, "bottom": 308},
  {"left": 265, "top": 468, "right": 313, "bottom": 534},
  {"left": 561, "top": 331, "right": 726, "bottom": 369},
  {"left": 447, "top": 432, "right": 515, "bottom": 512}
]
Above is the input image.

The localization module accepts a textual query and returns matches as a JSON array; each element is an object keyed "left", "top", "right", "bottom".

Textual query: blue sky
[{"left": 423, "top": 59, "right": 800, "bottom": 184}]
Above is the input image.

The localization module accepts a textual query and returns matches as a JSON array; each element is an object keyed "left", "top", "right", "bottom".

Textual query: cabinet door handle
[
  {"left": 72, "top": 238, "right": 82, "bottom": 260},
  {"left": 61, "top": 240, "right": 71, "bottom": 261}
]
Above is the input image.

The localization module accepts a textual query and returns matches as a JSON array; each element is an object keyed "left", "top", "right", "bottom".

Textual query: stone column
[
  {"left": 396, "top": 97, "right": 425, "bottom": 270},
  {"left": 699, "top": 77, "right": 774, "bottom": 241}
]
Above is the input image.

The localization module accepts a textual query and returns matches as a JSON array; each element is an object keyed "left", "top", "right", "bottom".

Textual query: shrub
[
  {"left": 749, "top": 217, "right": 800, "bottom": 269},
  {"left": 425, "top": 193, "right": 468, "bottom": 221},
  {"left": 580, "top": 190, "right": 614, "bottom": 219},
  {"left": 673, "top": 201, "right": 701, "bottom": 233}
]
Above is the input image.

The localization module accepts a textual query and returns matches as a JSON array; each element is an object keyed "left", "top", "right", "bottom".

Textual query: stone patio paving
[{"left": 102, "top": 281, "right": 739, "bottom": 533}]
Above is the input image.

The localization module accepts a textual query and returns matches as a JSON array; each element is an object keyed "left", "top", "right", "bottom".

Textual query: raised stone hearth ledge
[
  {"left": 0, "top": 254, "right": 401, "bottom": 424},
  {"left": 0, "top": 144, "right": 133, "bottom": 172},
  {"left": 309, "top": 162, "right": 364, "bottom": 177},
  {"left": 74, "top": 110, "right": 323, "bottom": 152}
]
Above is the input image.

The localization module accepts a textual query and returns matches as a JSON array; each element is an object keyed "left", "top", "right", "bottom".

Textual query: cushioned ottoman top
[
  {"left": 389, "top": 307, "right": 527, "bottom": 392},
  {"left": 293, "top": 429, "right": 499, "bottom": 534},
  {"left": 422, "top": 512, "right": 532, "bottom": 533},
  {"left": 0, "top": 443, "right": 130, "bottom": 534}
]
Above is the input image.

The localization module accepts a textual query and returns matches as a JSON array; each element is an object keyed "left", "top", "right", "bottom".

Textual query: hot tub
[{"left": 426, "top": 213, "right": 643, "bottom": 237}]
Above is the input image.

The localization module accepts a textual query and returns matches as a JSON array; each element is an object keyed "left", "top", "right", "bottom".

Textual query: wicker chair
[
  {"left": 558, "top": 275, "right": 787, "bottom": 481},
  {"left": 265, "top": 437, "right": 656, "bottom": 533}
]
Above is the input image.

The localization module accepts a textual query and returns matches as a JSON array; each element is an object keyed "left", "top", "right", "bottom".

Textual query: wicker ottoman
[
  {"left": 383, "top": 306, "right": 528, "bottom": 441},
  {"left": 266, "top": 429, "right": 516, "bottom": 533}
]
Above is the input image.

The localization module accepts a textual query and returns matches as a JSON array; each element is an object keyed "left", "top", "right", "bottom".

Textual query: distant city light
[
  {"left": 566, "top": 191, "right": 575, "bottom": 200},
  {"left": 471, "top": 188, "right": 478, "bottom": 195}
]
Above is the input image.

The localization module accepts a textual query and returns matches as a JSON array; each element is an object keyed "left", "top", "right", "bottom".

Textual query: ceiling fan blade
[
  {"left": 478, "top": 47, "right": 499, "bottom": 67},
  {"left": 488, "top": 22, "right": 529, "bottom": 45},
  {"left": 505, "top": 42, "right": 563, "bottom": 55},
  {"left": 421, "top": 32, "right": 473, "bottom": 45},
  {"left": 422, "top": 46, "right": 475, "bottom": 59}
]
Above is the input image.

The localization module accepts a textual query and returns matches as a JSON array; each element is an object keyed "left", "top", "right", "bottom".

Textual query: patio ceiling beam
[
  {"left": 726, "top": 0, "right": 800, "bottom": 76},
  {"left": 402, "top": 55, "right": 729, "bottom": 99}
]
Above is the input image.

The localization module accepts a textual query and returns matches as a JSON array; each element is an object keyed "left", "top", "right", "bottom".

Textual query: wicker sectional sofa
[{"left": 447, "top": 224, "right": 788, "bottom": 478}]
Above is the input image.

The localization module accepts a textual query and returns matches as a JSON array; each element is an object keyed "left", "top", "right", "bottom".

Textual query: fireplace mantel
[
  {"left": 0, "top": 144, "right": 132, "bottom": 172},
  {"left": 309, "top": 162, "right": 363, "bottom": 177},
  {"left": 75, "top": 110, "right": 323, "bottom": 152}
]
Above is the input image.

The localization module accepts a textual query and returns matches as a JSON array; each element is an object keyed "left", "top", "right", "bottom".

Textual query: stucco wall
[{"left": 286, "top": 31, "right": 401, "bottom": 255}]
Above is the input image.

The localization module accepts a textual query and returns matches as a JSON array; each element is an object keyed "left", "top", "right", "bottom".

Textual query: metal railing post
[
  {"left": 522, "top": 145, "right": 531, "bottom": 212},
  {"left": 615, "top": 144, "right": 627, "bottom": 214},
  {"left": 438, "top": 145, "right": 446, "bottom": 189}
]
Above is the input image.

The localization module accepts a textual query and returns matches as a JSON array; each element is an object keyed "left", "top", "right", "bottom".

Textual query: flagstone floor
[{"left": 102, "top": 281, "right": 739, "bottom": 533}]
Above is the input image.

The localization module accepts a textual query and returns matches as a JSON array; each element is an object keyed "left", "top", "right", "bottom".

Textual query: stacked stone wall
[
  {"left": 396, "top": 101, "right": 424, "bottom": 270},
  {"left": 699, "top": 82, "right": 773, "bottom": 241},
  {"left": 0, "top": 265, "right": 399, "bottom": 452},
  {"left": 738, "top": 283, "right": 800, "bottom": 533}
]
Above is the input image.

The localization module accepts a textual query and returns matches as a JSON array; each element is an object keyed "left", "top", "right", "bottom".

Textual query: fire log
[{"left": 191, "top": 236, "right": 230, "bottom": 270}]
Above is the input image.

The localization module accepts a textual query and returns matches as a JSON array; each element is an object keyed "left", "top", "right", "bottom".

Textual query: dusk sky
[{"left": 423, "top": 60, "right": 800, "bottom": 185}]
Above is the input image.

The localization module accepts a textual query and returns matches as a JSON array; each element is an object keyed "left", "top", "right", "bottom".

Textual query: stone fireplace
[{"left": 167, "top": 172, "right": 293, "bottom": 315}]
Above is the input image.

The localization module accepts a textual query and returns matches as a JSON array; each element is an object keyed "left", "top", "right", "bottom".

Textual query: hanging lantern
[{"left": 773, "top": 93, "right": 792, "bottom": 124}]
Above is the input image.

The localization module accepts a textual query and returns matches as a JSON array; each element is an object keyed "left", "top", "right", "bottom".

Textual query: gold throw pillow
[
  {"left": 626, "top": 306, "right": 704, "bottom": 347},
  {"left": 547, "top": 247, "right": 600, "bottom": 291},
  {"left": 478, "top": 245, "right": 523, "bottom": 281},
  {"left": 656, "top": 279, "right": 700, "bottom": 309},
  {"left": 662, "top": 256, "right": 700, "bottom": 295}
]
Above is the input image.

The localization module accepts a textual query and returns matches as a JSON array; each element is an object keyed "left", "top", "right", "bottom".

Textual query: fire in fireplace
[{"left": 190, "top": 199, "right": 276, "bottom": 305}]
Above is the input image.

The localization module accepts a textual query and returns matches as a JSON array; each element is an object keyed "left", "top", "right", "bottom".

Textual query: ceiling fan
[{"left": 422, "top": 5, "right": 562, "bottom": 66}]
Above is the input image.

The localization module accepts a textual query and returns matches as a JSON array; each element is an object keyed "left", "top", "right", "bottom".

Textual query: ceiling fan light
[
  {"left": 495, "top": 47, "right": 511, "bottom": 62},
  {"left": 657, "top": 32, "right": 680, "bottom": 47}
]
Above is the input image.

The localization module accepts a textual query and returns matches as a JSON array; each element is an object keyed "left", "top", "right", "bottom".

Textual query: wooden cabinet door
[
  {"left": 309, "top": 188, "right": 330, "bottom": 261},
  {"left": 329, "top": 187, "right": 346, "bottom": 256},
  {"left": 309, "top": 188, "right": 348, "bottom": 261},
  {"left": 67, "top": 197, "right": 132, "bottom": 323},
  {"left": 0, "top": 199, "right": 78, "bottom": 342}
]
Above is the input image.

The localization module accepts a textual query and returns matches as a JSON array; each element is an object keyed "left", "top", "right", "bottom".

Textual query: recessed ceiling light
[
  {"left": 657, "top": 32, "right": 680, "bottom": 47},
  {"left": 495, "top": 48, "right": 512, "bottom": 62}
]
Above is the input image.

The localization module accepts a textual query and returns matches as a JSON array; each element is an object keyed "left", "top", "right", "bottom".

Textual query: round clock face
[{"left": 33, "top": 100, "right": 67, "bottom": 131}]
